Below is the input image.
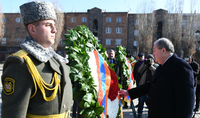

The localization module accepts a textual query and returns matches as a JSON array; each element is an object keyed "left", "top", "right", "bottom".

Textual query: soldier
[{"left": 1, "top": 1, "right": 72, "bottom": 118}]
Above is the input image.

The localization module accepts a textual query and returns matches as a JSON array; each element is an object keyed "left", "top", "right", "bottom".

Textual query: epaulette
[{"left": 12, "top": 49, "right": 28, "bottom": 59}]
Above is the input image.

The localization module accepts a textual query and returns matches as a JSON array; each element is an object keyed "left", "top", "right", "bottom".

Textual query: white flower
[{"left": 107, "top": 97, "right": 119, "bottom": 118}]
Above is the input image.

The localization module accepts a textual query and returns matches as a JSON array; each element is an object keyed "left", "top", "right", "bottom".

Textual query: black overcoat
[{"left": 128, "top": 54, "right": 195, "bottom": 118}]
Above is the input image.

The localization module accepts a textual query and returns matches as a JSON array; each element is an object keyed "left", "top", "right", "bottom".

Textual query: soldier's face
[{"left": 32, "top": 20, "right": 57, "bottom": 49}]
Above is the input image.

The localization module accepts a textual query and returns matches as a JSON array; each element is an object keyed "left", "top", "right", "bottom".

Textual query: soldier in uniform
[{"left": 1, "top": 1, "right": 72, "bottom": 118}]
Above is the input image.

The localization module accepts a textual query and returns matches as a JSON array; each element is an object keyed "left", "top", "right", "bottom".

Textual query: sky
[{"left": 0, "top": 0, "right": 198, "bottom": 13}]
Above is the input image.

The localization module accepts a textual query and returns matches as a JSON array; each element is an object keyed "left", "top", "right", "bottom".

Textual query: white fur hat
[{"left": 20, "top": 1, "right": 57, "bottom": 26}]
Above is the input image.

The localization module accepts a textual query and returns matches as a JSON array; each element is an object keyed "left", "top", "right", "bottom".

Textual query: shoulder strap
[{"left": 13, "top": 49, "right": 28, "bottom": 58}]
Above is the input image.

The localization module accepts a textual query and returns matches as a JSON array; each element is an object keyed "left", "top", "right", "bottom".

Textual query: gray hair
[
  {"left": 109, "top": 49, "right": 115, "bottom": 54},
  {"left": 154, "top": 38, "right": 175, "bottom": 53}
]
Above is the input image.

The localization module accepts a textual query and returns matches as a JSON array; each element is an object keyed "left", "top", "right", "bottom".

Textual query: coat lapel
[
  {"left": 59, "top": 62, "right": 71, "bottom": 113},
  {"left": 49, "top": 58, "right": 62, "bottom": 75},
  {"left": 152, "top": 54, "right": 176, "bottom": 83}
]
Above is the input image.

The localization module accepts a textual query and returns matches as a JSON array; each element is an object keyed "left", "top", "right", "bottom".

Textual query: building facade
[{"left": 0, "top": 8, "right": 200, "bottom": 62}]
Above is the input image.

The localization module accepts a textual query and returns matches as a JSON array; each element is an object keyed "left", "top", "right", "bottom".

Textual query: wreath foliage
[
  {"left": 64, "top": 25, "right": 106, "bottom": 117},
  {"left": 115, "top": 46, "right": 130, "bottom": 89},
  {"left": 64, "top": 25, "right": 130, "bottom": 118}
]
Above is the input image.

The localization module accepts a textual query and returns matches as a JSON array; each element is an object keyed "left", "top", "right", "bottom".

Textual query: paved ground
[
  {"left": 0, "top": 64, "right": 200, "bottom": 118},
  {"left": 122, "top": 90, "right": 148, "bottom": 118}
]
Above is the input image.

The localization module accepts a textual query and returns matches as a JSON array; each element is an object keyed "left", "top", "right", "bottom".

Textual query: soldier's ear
[{"left": 27, "top": 24, "right": 36, "bottom": 35}]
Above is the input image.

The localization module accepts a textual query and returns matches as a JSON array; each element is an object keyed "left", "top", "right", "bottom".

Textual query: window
[
  {"left": 116, "top": 28, "right": 122, "bottom": 34},
  {"left": 134, "top": 30, "right": 139, "bottom": 36},
  {"left": 71, "top": 17, "right": 76, "bottom": 23},
  {"left": 3, "top": 18, "right": 6, "bottom": 23},
  {"left": 59, "top": 39, "right": 63, "bottom": 45},
  {"left": 116, "top": 39, "right": 121, "bottom": 45},
  {"left": 2, "top": 28, "right": 5, "bottom": 33},
  {"left": 16, "top": 38, "right": 21, "bottom": 44},
  {"left": 133, "top": 51, "right": 137, "bottom": 57},
  {"left": 106, "top": 28, "right": 111, "bottom": 34},
  {"left": 93, "top": 19, "right": 98, "bottom": 30},
  {"left": 16, "top": 27, "right": 21, "bottom": 33},
  {"left": 182, "top": 19, "right": 186, "bottom": 25},
  {"left": 16, "top": 18, "right": 20, "bottom": 23},
  {"left": 134, "top": 19, "right": 138, "bottom": 25},
  {"left": 106, "top": 39, "right": 111, "bottom": 45},
  {"left": 116, "top": 17, "right": 122, "bottom": 23},
  {"left": 106, "top": 17, "right": 111, "bottom": 22},
  {"left": 82, "top": 17, "right": 87, "bottom": 23},
  {"left": 168, "top": 19, "right": 174, "bottom": 25},
  {"left": 133, "top": 41, "right": 138, "bottom": 46},
  {"left": 1, "top": 38, "right": 6, "bottom": 44}
]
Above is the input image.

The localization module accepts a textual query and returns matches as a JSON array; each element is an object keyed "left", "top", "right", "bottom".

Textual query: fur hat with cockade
[{"left": 20, "top": 1, "right": 57, "bottom": 26}]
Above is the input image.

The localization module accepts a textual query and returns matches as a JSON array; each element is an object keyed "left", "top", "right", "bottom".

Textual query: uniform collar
[{"left": 20, "top": 36, "right": 68, "bottom": 63}]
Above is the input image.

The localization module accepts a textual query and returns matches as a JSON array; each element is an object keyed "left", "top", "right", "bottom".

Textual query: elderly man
[
  {"left": 1, "top": 1, "right": 72, "bottom": 118},
  {"left": 119, "top": 38, "right": 194, "bottom": 118},
  {"left": 108, "top": 49, "right": 116, "bottom": 63}
]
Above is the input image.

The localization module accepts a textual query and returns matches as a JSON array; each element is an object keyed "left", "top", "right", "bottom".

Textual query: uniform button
[{"left": 63, "top": 104, "right": 66, "bottom": 108}]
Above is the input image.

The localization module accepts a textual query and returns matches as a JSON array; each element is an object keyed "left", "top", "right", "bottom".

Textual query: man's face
[
  {"left": 32, "top": 19, "right": 57, "bottom": 48},
  {"left": 153, "top": 43, "right": 164, "bottom": 64},
  {"left": 108, "top": 51, "right": 115, "bottom": 59},
  {"left": 138, "top": 56, "right": 144, "bottom": 61}
]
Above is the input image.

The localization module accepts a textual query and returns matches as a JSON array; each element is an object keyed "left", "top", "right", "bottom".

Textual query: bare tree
[
  {"left": 164, "top": 0, "right": 183, "bottom": 57},
  {"left": 0, "top": 3, "right": 5, "bottom": 41},
  {"left": 181, "top": 0, "right": 200, "bottom": 57},
  {"left": 135, "top": 0, "right": 155, "bottom": 56},
  {"left": 182, "top": 13, "right": 199, "bottom": 57},
  {"left": 165, "top": 0, "right": 200, "bottom": 57},
  {"left": 51, "top": 0, "right": 65, "bottom": 51}
]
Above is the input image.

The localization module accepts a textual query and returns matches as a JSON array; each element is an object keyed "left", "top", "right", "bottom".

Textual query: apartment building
[{"left": 0, "top": 8, "right": 200, "bottom": 62}]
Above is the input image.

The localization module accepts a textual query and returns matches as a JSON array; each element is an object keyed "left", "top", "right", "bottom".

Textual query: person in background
[
  {"left": 108, "top": 49, "right": 116, "bottom": 64},
  {"left": 137, "top": 54, "right": 158, "bottom": 118},
  {"left": 1, "top": 1, "right": 72, "bottom": 117},
  {"left": 184, "top": 56, "right": 200, "bottom": 112},
  {"left": 133, "top": 53, "right": 145, "bottom": 87},
  {"left": 133, "top": 53, "right": 145, "bottom": 107},
  {"left": 195, "top": 70, "right": 200, "bottom": 112},
  {"left": 119, "top": 38, "right": 194, "bottom": 118},
  {"left": 107, "top": 49, "right": 119, "bottom": 76}
]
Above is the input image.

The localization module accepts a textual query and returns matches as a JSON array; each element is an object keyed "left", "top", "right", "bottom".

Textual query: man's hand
[{"left": 118, "top": 89, "right": 129, "bottom": 98}]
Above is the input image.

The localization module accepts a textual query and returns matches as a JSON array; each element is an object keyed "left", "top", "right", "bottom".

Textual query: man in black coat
[
  {"left": 133, "top": 53, "right": 145, "bottom": 87},
  {"left": 184, "top": 56, "right": 200, "bottom": 112},
  {"left": 119, "top": 38, "right": 195, "bottom": 118},
  {"left": 195, "top": 72, "right": 200, "bottom": 112},
  {"left": 184, "top": 56, "right": 200, "bottom": 87},
  {"left": 107, "top": 49, "right": 119, "bottom": 77}
]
